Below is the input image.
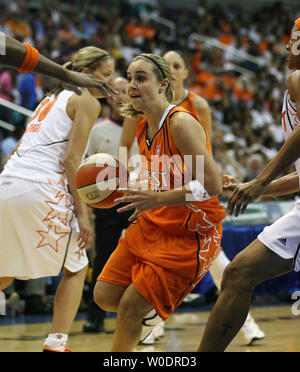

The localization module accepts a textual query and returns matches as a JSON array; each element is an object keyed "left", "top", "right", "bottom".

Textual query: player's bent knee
[
  {"left": 93, "top": 282, "right": 118, "bottom": 312},
  {"left": 93, "top": 283, "right": 107, "bottom": 309},
  {"left": 221, "top": 258, "right": 254, "bottom": 292}
]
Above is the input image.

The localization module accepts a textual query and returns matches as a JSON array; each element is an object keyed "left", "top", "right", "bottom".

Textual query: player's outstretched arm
[
  {"left": 223, "top": 172, "right": 299, "bottom": 201},
  {"left": 1, "top": 35, "right": 116, "bottom": 98}
]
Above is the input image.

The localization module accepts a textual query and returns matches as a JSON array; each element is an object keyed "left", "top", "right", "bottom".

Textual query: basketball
[{"left": 76, "top": 153, "right": 128, "bottom": 209}]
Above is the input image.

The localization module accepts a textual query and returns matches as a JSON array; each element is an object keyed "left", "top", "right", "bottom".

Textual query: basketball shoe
[
  {"left": 139, "top": 321, "right": 165, "bottom": 345},
  {"left": 240, "top": 314, "right": 265, "bottom": 345},
  {"left": 43, "top": 333, "right": 72, "bottom": 352},
  {"left": 139, "top": 310, "right": 163, "bottom": 345}
]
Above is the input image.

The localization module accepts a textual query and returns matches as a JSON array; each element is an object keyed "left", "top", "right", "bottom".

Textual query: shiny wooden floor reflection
[{"left": 0, "top": 305, "right": 299, "bottom": 352}]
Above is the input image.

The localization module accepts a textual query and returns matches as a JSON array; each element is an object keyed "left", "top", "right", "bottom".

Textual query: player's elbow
[
  {"left": 206, "top": 175, "right": 223, "bottom": 196},
  {"left": 214, "top": 183, "right": 223, "bottom": 196},
  {"left": 207, "top": 184, "right": 222, "bottom": 197}
]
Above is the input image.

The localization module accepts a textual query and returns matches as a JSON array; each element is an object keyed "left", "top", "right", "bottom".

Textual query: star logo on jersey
[
  {"left": 36, "top": 223, "right": 70, "bottom": 253},
  {"left": 186, "top": 206, "right": 214, "bottom": 233}
]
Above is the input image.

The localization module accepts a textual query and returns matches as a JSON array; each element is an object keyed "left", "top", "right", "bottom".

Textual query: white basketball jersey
[
  {"left": 86, "top": 116, "right": 139, "bottom": 158},
  {"left": 1, "top": 90, "right": 74, "bottom": 186},
  {"left": 282, "top": 90, "right": 300, "bottom": 183}
]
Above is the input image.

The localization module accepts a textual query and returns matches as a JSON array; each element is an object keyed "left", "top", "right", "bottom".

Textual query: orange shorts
[{"left": 98, "top": 217, "right": 223, "bottom": 320}]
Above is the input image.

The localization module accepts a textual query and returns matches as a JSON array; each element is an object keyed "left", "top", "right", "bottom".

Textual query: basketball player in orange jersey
[
  {"left": 93, "top": 53, "right": 225, "bottom": 352},
  {"left": 198, "top": 18, "right": 300, "bottom": 352},
  {"left": 120, "top": 50, "right": 265, "bottom": 345},
  {"left": 0, "top": 46, "right": 115, "bottom": 352},
  {"left": 0, "top": 34, "right": 115, "bottom": 97},
  {"left": 163, "top": 51, "right": 213, "bottom": 138}
]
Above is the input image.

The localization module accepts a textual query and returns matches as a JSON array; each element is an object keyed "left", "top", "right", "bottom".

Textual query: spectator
[
  {"left": 17, "top": 72, "right": 37, "bottom": 111},
  {"left": 0, "top": 69, "right": 15, "bottom": 123},
  {"left": 82, "top": 13, "right": 99, "bottom": 38},
  {"left": 5, "top": 11, "right": 31, "bottom": 43},
  {"left": 1, "top": 130, "right": 18, "bottom": 159},
  {"left": 244, "top": 153, "right": 265, "bottom": 181},
  {"left": 57, "top": 20, "right": 80, "bottom": 54},
  {"left": 72, "top": 21, "right": 90, "bottom": 42}
]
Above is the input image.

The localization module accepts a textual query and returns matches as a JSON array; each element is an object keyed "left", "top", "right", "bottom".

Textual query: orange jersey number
[
  {"left": 26, "top": 98, "right": 57, "bottom": 133},
  {"left": 29, "top": 98, "right": 57, "bottom": 123}
]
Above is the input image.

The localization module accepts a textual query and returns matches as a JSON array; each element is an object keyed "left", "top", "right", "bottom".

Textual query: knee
[
  {"left": 93, "top": 282, "right": 118, "bottom": 312},
  {"left": 221, "top": 257, "right": 254, "bottom": 292},
  {"left": 93, "top": 282, "right": 106, "bottom": 309}
]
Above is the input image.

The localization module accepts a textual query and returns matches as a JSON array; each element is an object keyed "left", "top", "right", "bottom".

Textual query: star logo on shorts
[
  {"left": 75, "top": 248, "right": 85, "bottom": 261},
  {"left": 36, "top": 223, "right": 70, "bottom": 253}
]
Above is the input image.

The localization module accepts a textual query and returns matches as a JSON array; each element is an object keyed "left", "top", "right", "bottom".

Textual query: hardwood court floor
[{"left": 0, "top": 305, "right": 299, "bottom": 352}]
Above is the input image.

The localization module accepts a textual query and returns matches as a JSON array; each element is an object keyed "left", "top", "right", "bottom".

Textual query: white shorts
[
  {"left": 258, "top": 200, "right": 300, "bottom": 272},
  {"left": 0, "top": 177, "right": 88, "bottom": 280}
]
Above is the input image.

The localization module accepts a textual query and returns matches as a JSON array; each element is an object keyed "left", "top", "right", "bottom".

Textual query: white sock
[{"left": 44, "top": 333, "right": 68, "bottom": 352}]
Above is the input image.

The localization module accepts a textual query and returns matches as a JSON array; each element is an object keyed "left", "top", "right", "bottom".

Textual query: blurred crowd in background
[{"left": 0, "top": 0, "right": 299, "bottom": 181}]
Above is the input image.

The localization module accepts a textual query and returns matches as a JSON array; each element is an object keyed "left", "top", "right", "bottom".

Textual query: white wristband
[{"left": 187, "top": 180, "right": 210, "bottom": 202}]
